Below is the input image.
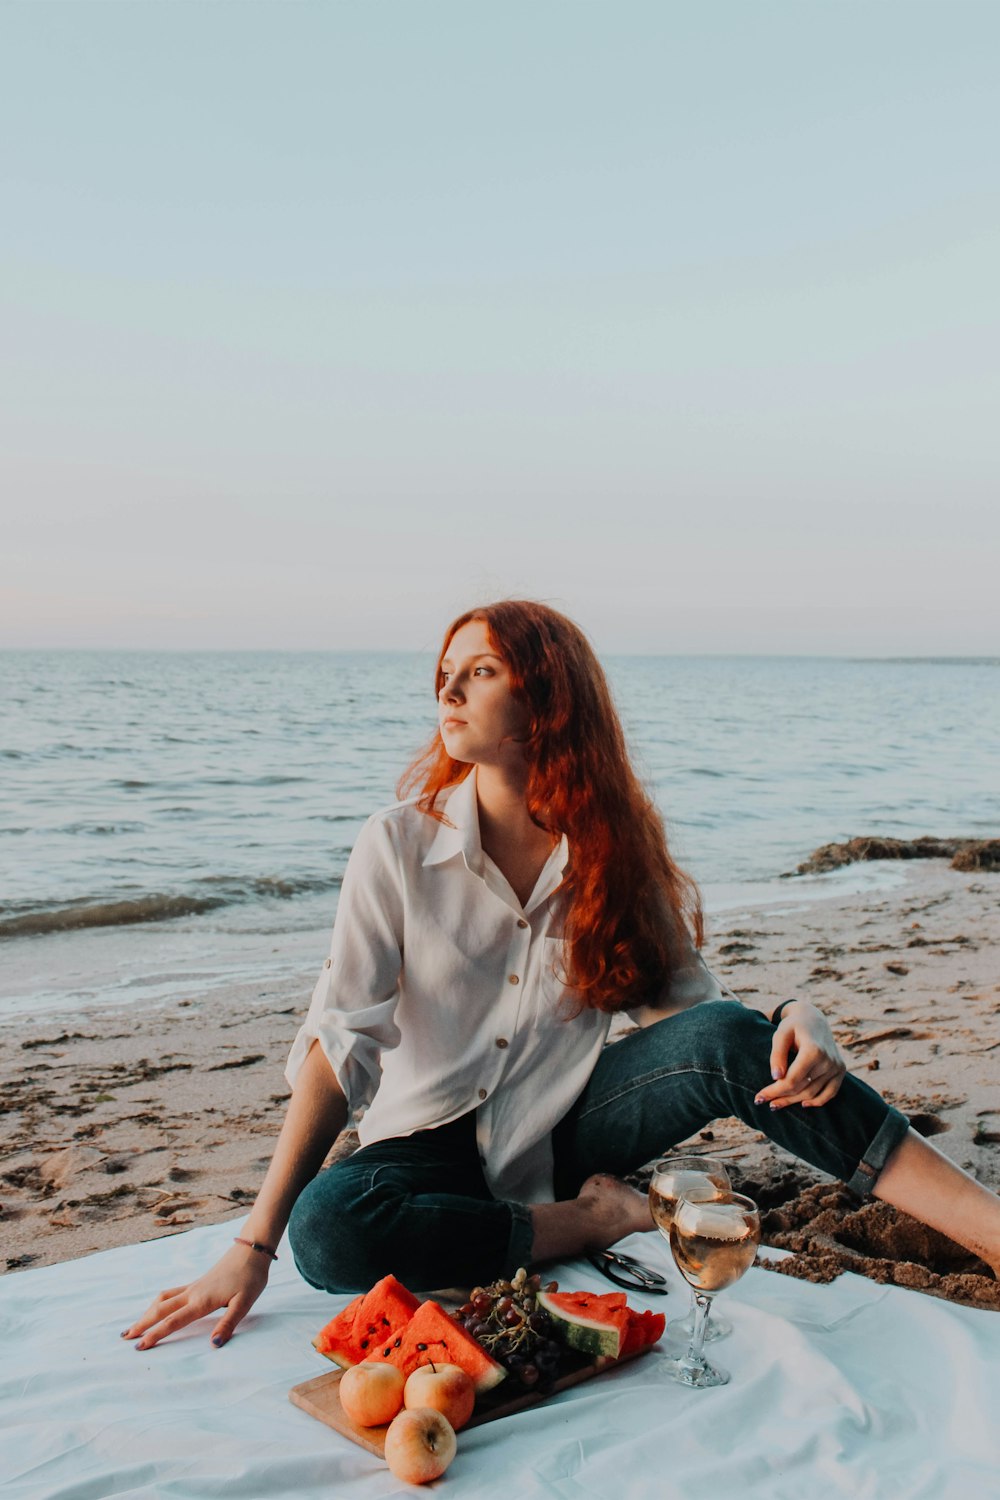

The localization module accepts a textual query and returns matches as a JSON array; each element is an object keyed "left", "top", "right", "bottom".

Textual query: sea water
[{"left": 1, "top": 651, "right": 996, "bottom": 1022}]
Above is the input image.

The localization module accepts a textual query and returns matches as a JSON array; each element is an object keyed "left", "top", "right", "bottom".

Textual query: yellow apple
[
  {"left": 384, "top": 1407, "right": 458, "bottom": 1485},
  {"left": 338, "top": 1360, "right": 405, "bottom": 1427},
  {"left": 403, "top": 1362, "right": 476, "bottom": 1432}
]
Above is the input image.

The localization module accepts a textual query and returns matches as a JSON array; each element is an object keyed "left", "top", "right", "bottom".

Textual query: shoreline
[
  {"left": 0, "top": 858, "right": 914, "bottom": 1032},
  {"left": 2, "top": 862, "right": 997, "bottom": 1310}
]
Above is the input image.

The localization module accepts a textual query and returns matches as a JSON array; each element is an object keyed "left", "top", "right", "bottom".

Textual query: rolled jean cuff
[
  {"left": 503, "top": 1199, "right": 534, "bottom": 1276},
  {"left": 844, "top": 1105, "right": 911, "bottom": 1198}
]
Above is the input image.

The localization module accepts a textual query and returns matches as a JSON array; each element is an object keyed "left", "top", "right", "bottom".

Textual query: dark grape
[{"left": 460, "top": 1267, "right": 564, "bottom": 1385}]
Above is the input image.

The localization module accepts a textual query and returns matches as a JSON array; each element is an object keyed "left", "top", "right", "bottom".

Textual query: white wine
[
  {"left": 670, "top": 1198, "right": 760, "bottom": 1292},
  {"left": 648, "top": 1169, "right": 727, "bottom": 1235}
]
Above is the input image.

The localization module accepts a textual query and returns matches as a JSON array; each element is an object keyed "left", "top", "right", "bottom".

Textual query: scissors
[{"left": 586, "top": 1250, "right": 668, "bottom": 1294}]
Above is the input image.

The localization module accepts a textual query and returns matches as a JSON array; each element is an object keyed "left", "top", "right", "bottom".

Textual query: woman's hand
[
  {"left": 122, "top": 1241, "right": 272, "bottom": 1351},
  {"left": 754, "top": 1000, "right": 847, "bottom": 1111}
]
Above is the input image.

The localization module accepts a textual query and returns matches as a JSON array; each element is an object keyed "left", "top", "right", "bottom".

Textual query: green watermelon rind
[{"left": 536, "top": 1290, "right": 625, "bottom": 1360}]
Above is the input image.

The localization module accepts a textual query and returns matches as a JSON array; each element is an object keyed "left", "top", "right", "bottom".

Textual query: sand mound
[{"left": 756, "top": 1180, "right": 999, "bottom": 1311}]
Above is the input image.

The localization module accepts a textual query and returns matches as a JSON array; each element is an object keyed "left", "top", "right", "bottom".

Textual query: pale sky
[{"left": 2, "top": 1, "right": 998, "bottom": 655}]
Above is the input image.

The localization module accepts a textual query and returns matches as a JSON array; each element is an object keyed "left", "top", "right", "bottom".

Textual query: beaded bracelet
[
  {"left": 234, "top": 1236, "right": 278, "bottom": 1261},
  {"left": 770, "top": 998, "right": 800, "bottom": 1026}
]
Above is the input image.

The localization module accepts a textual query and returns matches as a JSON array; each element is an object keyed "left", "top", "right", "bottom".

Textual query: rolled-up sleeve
[{"left": 284, "top": 814, "right": 405, "bottom": 1118}]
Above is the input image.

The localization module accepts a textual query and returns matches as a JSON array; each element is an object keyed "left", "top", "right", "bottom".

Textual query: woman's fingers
[
  {"left": 768, "top": 1026, "right": 793, "bottom": 1083},
  {"left": 771, "top": 1062, "right": 846, "bottom": 1110},
  {"left": 133, "top": 1286, "right": 229, "bottom": 1349},
  {"left": 124, "top": 1282, "right": 219, "bottom": 1349},
  {"left": 134, "top": 1300, "right": 206, "bottom": 1351},
  {"left": 210, "top": 1294, "right": 254, "bottom": 1348},
  {"left": 122, "top": 1288, "right": 190, "bottom": 1341},
  {"left": 760, "top": 1054, "right": 842, "bottom": 1109},
  {"left": 801, "top": 1066, "right": 846, "bottom": 1108}
]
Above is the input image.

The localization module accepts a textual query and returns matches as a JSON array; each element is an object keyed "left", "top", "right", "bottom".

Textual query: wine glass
[
  {"left": 647, "top": 1156, "right": 732, "bottom": 1343},
  {"left": 661, "top": 1188, "right": 761, "bottom": 1389}
]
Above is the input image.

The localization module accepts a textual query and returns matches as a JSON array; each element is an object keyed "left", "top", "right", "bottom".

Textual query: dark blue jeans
[{"left": 288, "top": 1001, "right": 910, "bottom": 1293}]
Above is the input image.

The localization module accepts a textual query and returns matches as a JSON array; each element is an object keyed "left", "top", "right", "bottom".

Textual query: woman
[{"left": 124, "top": 601, "right": 1000, "bottom": 1350}]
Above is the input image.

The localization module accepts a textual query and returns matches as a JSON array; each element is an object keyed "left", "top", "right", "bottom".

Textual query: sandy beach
[{"left": 2, "top": 860, "right": 997, "bottom": 1311}]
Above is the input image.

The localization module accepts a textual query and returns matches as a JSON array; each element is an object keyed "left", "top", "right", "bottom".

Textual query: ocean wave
[
  {"left": 56, "top": 821, "right": 147, "bottom": 836},
  {"left": 195, "top": 873, "right": 343, "bottom": 899},
  {"left": 0, "top": 893, "right": 227, "bottom": 938},
  {"left": 0, "top": 873, "right": 343, "bottom": 939}
]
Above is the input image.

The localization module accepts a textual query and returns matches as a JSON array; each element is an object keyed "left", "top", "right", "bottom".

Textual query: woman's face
[{"left": 438, "top": 619, "right": 530, "bottom": 769}]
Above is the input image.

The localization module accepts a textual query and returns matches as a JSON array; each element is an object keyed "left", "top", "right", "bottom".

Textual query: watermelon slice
[
  {"left": 313, "top": 1293, "right": 364, "bottom": 1366},
  {"left": 537, "top": 1289, "right": 665, "bottom": 1360},
  {"left": 370, "top": 1300, "right": 507, "bottom": 1393},
  {"left": 620, "top": 1307, "right": 667, "bottom": 1357},
  {"left": 313, "top": 1275, "right": 421, "bottom": 1368}
]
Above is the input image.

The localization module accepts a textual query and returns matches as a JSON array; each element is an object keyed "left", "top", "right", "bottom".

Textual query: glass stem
[{"left": 683, "top": 1291, "right": 714, "bottom": 1369}]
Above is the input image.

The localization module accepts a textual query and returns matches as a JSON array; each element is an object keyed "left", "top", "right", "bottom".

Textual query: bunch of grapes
[{"left": 457, "top": 1267, "right": 563, "bottom": 1392}]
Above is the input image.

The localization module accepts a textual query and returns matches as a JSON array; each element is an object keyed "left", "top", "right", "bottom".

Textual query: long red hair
[{"left": 397, "top": 600, "right": 703, "bottom": 1013}]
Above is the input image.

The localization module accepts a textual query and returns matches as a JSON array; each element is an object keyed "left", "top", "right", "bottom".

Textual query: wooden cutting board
[{"left": 289, "top": 1347, "right": 650, "bottom": 1457}]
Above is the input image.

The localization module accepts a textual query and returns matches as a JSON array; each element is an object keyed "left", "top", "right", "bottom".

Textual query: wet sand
[{"left": 2, "top": 862, "right": 998, "bottom": 1309}]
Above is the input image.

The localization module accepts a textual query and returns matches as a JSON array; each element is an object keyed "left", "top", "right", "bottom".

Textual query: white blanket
[{"left": 1, "top": 1219, "right": 996, "bottom": 1499}]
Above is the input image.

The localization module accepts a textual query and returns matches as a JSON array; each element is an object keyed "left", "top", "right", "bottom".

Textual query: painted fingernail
[
  {"left": 120, "top": 1330, "right": 130, "bottom": 1338},
  {"left": 754, "top": 1095, "right": 765, "bottom": 1106},
  {"left": 212, "top": 1335, "right": 223, "bottom": 1347},
  {"left": 770, "top": 1103, "right": 780, "bottom": 1111},
  {"left": 771, "top": 1068, "right": 783, "bottom": 1080}
]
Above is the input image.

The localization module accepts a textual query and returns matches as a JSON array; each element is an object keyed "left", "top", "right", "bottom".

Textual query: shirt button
[
  {"left": 508, "top": 974, "right": 519, "bottom": 985},
  {"left": 517, "top": 919, "right": 528, "bottom": 929},
  {"left": 478, "top": 1088, "right": 488, "bottom": 1101},
  {"left": 324, "top": 958, "right": 332, "bottom": 969},
  {"left": 495, "top": 1037, "right": 509, "bottom": 1049}
]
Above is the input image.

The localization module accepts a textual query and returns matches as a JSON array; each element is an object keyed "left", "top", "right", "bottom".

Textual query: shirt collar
[
  {"left": 421, "top": 770, "right": 483, "bottom": 869},
  {"left": 421, "top": 771, "right": 570, "bottom": 900}
]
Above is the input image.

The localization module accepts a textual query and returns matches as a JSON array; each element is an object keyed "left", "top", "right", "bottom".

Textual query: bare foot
[
  {"left": 576, "top": 1174, "right": 654, "bottom": 1247},
  {"left": 529, "top": 1174, "right": 653, "bottom": 1264}
]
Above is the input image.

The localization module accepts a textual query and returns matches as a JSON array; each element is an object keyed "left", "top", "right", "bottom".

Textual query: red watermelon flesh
[
  {"left": 370, "top": 1299, "right": 507, "bottom": 1393},
  {"left": 312, "top": 1274, "right": 421, "bottom": 1368},
  {"left": 620, "top": 1307, "right": 667, "bottom": 1356},
  {"left": 313, "top": 1293, "right": 364, "bottom": 1366},
  {"left": 350, "top": 1274, "right": 422, "bottom": 1361}
]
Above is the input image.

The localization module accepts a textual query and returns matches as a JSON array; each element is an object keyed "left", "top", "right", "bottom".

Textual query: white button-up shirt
[{"left": 286, "top": 770, "right": 720, "bottom": 1203}]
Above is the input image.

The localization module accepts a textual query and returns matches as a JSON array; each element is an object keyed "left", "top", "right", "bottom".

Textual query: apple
[
  {"left": 403, "top": 1362, "right": 476, "bottom": 1432},
  {"left": 338, "top": 1360, "right": 405, "bottom": 1427},
  {"left": 383, "top": 1407, "right": 458, "bottom": 1485}
]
